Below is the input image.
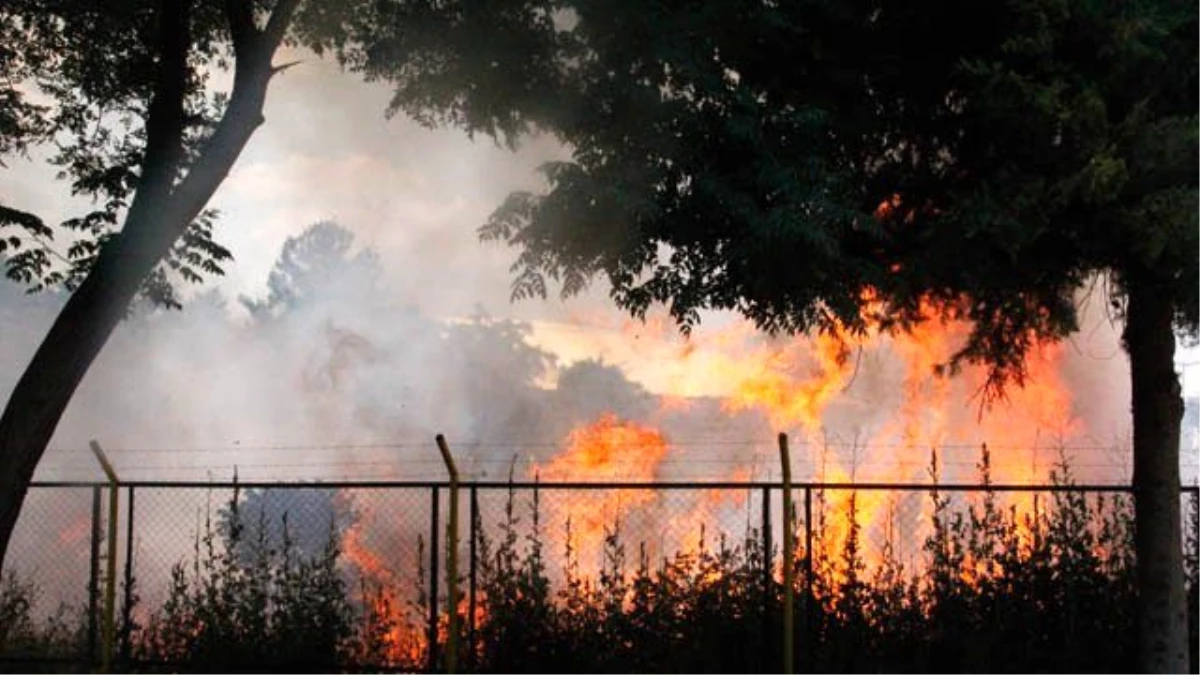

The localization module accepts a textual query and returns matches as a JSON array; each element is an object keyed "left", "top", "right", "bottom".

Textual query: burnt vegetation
[{"left": 2, "top": 451, "right": 1198, "bottom": 673}]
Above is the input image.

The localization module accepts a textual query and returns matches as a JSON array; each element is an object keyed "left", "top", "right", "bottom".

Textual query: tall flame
[
  {"left": 723, "top": 326, "right": 858, "bottom": 433},
  {"left": 342, "top": 510, "right": 425, "bottom": 666},
  {"left": 533, "top": 292, "right": 1086, "bottom": 585},
  {"left": 536, "top": 414, "right": 670, "bottom": 572}
]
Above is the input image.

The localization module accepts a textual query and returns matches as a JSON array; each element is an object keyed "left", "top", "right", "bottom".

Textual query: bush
[
  {"left": 0, "top": 571, "right": 88, "bottom": 671},
  {"left": 132, "top": 486, "right": 354, "bottom": 672},
  {"left": 33, "top": 451, "right": 1190, "bottom": 673},
  {"left": 459, "top": 446, "right": 1156, "bottom": 673}
]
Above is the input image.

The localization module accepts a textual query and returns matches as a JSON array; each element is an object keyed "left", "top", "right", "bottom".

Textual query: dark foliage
[
  {"left": 447, "top": 453, "right": 1156, "bottom": 674},
  {"left": 130, "top": 486, "right": 354, "bottom": 673},
  {"left": 0, "top": 571, "right": 87, "bottom": 670},
  {"left": 6, "top": 461, "right": 1196, "bottom": 673}
]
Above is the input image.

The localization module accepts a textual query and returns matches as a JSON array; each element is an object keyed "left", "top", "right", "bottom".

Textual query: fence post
[
  {"left": 428, "top": 486, "right": 441, "bottom": 673},
  {"left": 468, "top": 486, "right": 479, "bottom": 672},
  {"left": 763, "top": 485, "right": 772, "bottom": 667},
  {"left": 436, "top": 435, "right": 460, "bottom": 674},
  {"left": 87, "top": 486, "right": 101, "bottom": 667},
  {"left": 120, "top": 485, "right": 135, "bottom": 665},
  {"left": 804, "top": 486, "right": 814, "bottom": 668},
  {"left": 90, "top": 441, "right": 119, "bottom": 674},
  {"left": 761, "top": 485, "right": 772, "bottom": 671},
  {"left": 779, "top": 433, "right": 793, "bottom": 675}
]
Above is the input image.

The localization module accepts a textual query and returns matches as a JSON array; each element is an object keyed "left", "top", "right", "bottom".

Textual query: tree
[
  {"left": 240, "top": 220, "right": 382, "bottom": 319},
  {"left": 348, "top": 1, "right": 1196, "bottom": 670},
  {"left": 0, "top": 0, "right": 384, "bottom": 572},
  {"left": 0, "top": 0, "right": 275, "bottom": 570},
  {"left": 0, "top": 0, "right": 574, "bottom": 570}
]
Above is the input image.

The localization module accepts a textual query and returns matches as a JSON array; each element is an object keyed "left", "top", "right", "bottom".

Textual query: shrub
[
  {"left": 132, "top": 486, "right": 353, "bottom": 672},
  {"left": 35, "top": 450, "right": 1187, "bottom": 673}
]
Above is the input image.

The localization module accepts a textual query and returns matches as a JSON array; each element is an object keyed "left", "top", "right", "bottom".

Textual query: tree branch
[
  {"left": 138, "top": 0, "right": 192, "bottom": 201},
  {"left": 271, "top": 59, "right": 304, "bottom": 75},
  {"left": 153, "top": 0, "right": 301, "bottom": 245},
  {"left": 224, "top": 0, "right": 258, "bottom": 57},
  {"left": 112, "top": 0, "right": 300, "bottom": 272},
  {"left": 263, "top": 0, "right": 302, "bottom": 51}
]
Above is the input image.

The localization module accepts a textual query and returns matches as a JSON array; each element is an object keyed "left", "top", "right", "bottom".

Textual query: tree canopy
[
  {"left": 241, "top": 220, "right": 382, "bottom": 318},
  {"left": 2, "top": 0, "right": 235, "bottom": 305},
  {"left": 0, "top": 0, "right": 379, "bottom": 304},
  {"left": 347, "top": 1, "right": 1196, "bottom": 669},
  {"left": 352, "top": 0, "right": 1197, "bottom": 390}
]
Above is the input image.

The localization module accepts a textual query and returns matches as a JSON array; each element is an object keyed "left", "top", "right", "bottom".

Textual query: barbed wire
[
  {"left": 34, "top": 450, "right": 1159, "bottom": 467},
  {"left": 42, "top": 438, "right": 1153, "bottom": 454},
  {"left": 33, "top": 435, "right": 1197, "bottom": 485}
]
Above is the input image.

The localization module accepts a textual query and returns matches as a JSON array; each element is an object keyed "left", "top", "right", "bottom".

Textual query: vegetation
[
  {"left": 3, "top": 453, "right": 1196, "bottom": 673},
  {"left": 131, "top": 487, "right": 355, "bottom": 672},
  {"left": 465, "top": 450, "right": 1173, "bottom": 674},
  {"left": 0, "top": 571, "right": 87, "bottom": 669}
]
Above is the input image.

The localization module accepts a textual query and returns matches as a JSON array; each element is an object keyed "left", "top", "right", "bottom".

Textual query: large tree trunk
[
  {"left": 1124, "top": 278, "right": 1188, "bottom": 673},
  {"left": 0, "top": 227, "right": 166, "bottom": 571},
  {"left": 0, "top": 0, "right": 298, "bottom": 573}
]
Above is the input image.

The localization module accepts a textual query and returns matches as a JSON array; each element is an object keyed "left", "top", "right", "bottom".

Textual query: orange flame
[
  {"left": 723, "top": 326, "right": 858, "bottom": 433},
  {"left": 343, "top": 517, "right": 425, "bottom": 666},
  {"left": 537, "top": 414, "right": 670, "bottom": 573},
  {"left": 526, "top": 286, "right": 1087, "bottom": 598}
]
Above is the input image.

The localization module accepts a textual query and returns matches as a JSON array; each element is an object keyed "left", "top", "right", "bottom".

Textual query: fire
[
  {"left": 723, "top": 325, "right": 858, "bottom": 433},
  {"left": 517, "top": 287, "right": 1087, "bottom": 602},
  {"left": 710, "top": 298, "right": 1078, "bottom": 578},
  {"left": 536, "top": 414, "right": 670, "bottom": 572},
  {"left": 890, "top": 300, "right": 962, "bottom": 454},
  {"left": 342, "top": 514, "right": 425, "bottom": 666},
  {"left": 58, "top": 514, "right": 92, "bottom": 545},
  {"left": 343, "top": 520, "right": 393, "bottom": 584},
  {"left": 703, "top": 467, "right": 753, "bottom": 508},
  {"left": 541, "top": 413, "right": 670, "bottom": 482}
]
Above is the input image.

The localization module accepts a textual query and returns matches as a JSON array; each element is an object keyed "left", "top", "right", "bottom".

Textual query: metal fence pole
[
  {"left": 428, "top": 486, "right": 441, "bottom": 673},
  {"left": 804, "top": 487, "right": 814, "bottom": 669},
  {"left": 120, "top": 485, "right": 135, "bottom": 665},
  {"left": 90, "top": 441, "right": 120, "bottom": 674},
  {"left": 87, "top": 486, "right": 102, "bottom": 667},
  {"left": 468, "top": 486, "right": 479, "bottom": 672},
  {"left": 436, "top": 436, "right": 460, "bottom": 674},
  {"left": 761, "top": 485, "right": 772, "bottom": 672},
  {"left": 779, "top": 434, "right": 793, "bottom": 675}
]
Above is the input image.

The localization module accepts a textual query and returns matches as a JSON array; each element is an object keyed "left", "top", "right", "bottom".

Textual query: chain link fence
[{"left": 3, "top": 479, "right": 1198, "bottom": 672}]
